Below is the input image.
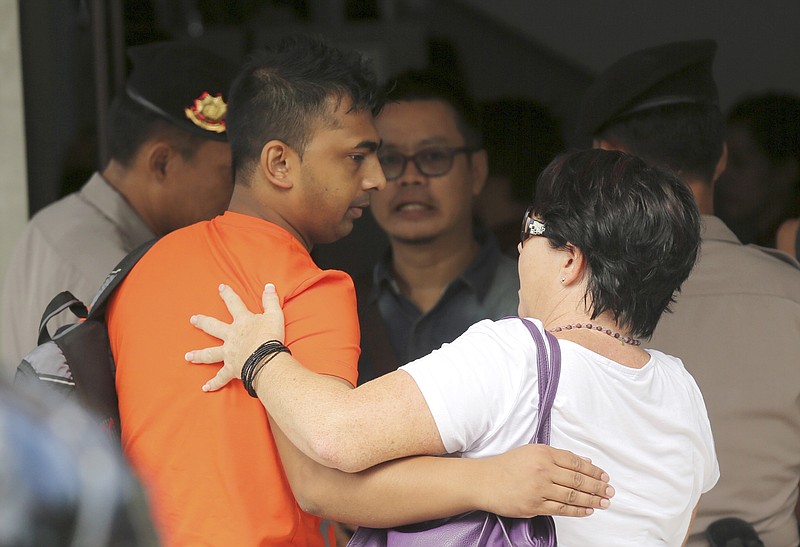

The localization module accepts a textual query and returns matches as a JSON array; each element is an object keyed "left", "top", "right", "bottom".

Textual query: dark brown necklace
[{"left": 549, "top": 322, "right": 641, "bottom": 346}]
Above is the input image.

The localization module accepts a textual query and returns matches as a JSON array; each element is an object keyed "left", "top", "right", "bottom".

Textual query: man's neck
[
  {"left": 101, "top": 160, "right": 161, "bottom": 236},
  {"left": 390, "top": 233, "right": 479, "bottom": 313},
  {"left": 228, "top": 180, "right": 313, "bottom": 251},
  {"left": 592, "top": 137, "right": 718, "bottom": 216},
  {"left": 685, "top": 176, "right": 715, "bottom": 215}
]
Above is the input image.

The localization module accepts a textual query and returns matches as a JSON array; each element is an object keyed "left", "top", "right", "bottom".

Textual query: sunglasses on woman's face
[{"left": 520, "top": 206, "right": 547, "bottom": 246}]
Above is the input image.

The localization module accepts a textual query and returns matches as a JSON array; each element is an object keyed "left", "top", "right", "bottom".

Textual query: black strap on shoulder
[
  {"left": 87, "top": 238, "right": 158, "bottom": 320},
  {"left": 56, "top": 238, "right": 156, "bottom": 440},
  {"left": 35, "top": 239, "right": 157, "bottom": 344},
  {"left": 36, "top": 291, "right": 89, "bottom": 345}
]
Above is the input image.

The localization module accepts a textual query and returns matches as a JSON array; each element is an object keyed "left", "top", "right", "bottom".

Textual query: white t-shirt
[{"left": 400, "top": 317, "right": 719, "bottom": 547}]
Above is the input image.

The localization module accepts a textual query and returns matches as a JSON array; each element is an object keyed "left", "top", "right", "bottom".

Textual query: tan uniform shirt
[
  {"left": 650, "top": 215, "right": 800, "bottom": 547},
  {"left": 0, "top": 174, "right": 154, "bottom": 377}
]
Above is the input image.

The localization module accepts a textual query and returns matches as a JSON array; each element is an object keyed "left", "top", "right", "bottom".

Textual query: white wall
[
  {"left": 459, "top": 0, "right": 800, "bottom": 110},
  {"left": 0, "top": 0, "right": 28, "bottom": 360}
]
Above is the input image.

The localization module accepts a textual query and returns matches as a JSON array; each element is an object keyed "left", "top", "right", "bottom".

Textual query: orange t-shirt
[{"left": 108, "top": 212, "right": 360, "bottom": 546}]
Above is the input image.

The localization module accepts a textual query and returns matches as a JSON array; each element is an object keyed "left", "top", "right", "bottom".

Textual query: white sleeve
[
  {"left": 400, "top": 318, "right": 539, "bottom": 455},
  {"left": 690, "top": 377, "right": 720, "bottom": 493}
]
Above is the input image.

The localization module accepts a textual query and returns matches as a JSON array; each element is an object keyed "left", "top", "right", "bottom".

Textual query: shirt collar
[
  {"left": 81, "top": 173, "right": 156, "bottom": 245},
  {"left": 372, "top": 225, "right": 505, "bottom": 303},
  {"left": 700, "top": 214, "right": 741, "bottom": 244},
  {"left": 702, "top": 214, "right": 800, "bottom": 269}
]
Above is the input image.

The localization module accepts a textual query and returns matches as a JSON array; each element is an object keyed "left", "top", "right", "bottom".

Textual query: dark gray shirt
[{"left": 355, "top": 229, "right": 519, "bottom": 383}]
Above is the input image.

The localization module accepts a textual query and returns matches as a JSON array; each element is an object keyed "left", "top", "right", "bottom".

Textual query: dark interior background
[{"left": 17, "top": 0, "right": 800, "bottom": 217}]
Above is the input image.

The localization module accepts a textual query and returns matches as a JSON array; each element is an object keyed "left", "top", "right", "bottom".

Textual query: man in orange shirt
[{"left": 108, "top": 35, "right": 612, "bottom": 546}]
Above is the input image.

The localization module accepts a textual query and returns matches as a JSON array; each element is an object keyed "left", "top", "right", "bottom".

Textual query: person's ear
[
  {"left": 559, "top": 243, "right": 586, "bottom": 286},
  {"left": 469, "top": 148, "right": 489, "bottom": 196},
  {"left": 147, "top": 142, "right": 173, "bottom": 182},
  {"left": 259, "top": 140, "right": 295, "bottom": 190},
  {"left": 711, "top": 142, "right": 728, "bottom": 183}
]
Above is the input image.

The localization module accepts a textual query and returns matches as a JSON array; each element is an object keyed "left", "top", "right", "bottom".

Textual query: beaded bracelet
[{"left": 241, "top": 340, "right": 292, "bottom": 397}]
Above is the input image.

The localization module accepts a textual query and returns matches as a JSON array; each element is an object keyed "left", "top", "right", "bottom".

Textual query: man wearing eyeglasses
[{"left": 353, "top": 69, "right": 520, "bottom": 385}]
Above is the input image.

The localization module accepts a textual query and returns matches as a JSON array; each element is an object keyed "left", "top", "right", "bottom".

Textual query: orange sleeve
[{"left": 283, "top": 269, "right": 360, "bottom": 387}]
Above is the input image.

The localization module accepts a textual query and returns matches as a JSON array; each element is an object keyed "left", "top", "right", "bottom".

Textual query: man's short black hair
[
  {"left": 106, "top": 94, "right": 208, "bottom": 167},
  {"left": 596, "top": 103, "right": 725, "bottom": 184},
  {"left": 384, "top": 68, "right": 482, "bottom": 149},
  {"left": 226, "top": 34, "right": 382, "bottom": 179}
]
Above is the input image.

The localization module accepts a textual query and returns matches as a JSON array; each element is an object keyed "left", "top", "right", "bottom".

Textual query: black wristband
[{"left": 241, "top": 340, "right": 291, "bottom": 398}]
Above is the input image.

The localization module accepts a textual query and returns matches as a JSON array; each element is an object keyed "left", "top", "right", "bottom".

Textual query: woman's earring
[{"left": 560, "top": 276, "right": 566, "bottom": 284}]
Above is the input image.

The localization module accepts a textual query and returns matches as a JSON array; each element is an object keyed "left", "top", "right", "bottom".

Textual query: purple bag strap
[{"left": 518, "top": 318, "right": 561, "bottom": 445}]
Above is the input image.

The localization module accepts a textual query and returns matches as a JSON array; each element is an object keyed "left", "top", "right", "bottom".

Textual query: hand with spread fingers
[{"left": 186, "top": 283, "right": 285, "bottom": 393}]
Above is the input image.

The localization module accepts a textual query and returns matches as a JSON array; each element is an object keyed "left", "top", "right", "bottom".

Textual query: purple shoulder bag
[{"left": 348, "top": 318, "right": 561, "bottom": 547}]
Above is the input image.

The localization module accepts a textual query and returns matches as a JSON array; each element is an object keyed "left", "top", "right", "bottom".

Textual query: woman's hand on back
[
  {"left": 185, "top": 283, "right": 285, "bottom": 392},
  {"left": 476, "top": 444, "right": 614, "bottom": 517}
]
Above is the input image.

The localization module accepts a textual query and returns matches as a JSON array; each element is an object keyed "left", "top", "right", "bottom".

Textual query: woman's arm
[
  {"left": 187, "top": 283, "right": 448, "bottom": 472},
  {"left": 682, "top": 501, "right": 700, "bottom": 546},
  {"left": 269, "top": 415, "right": 612, "bottom": 526},
  {"left": 263, "top": 368, "right": 443, "bottom": 473}
]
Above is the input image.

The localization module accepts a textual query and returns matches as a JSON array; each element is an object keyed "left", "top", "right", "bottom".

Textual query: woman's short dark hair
[
  {"left": 226, "top": 34, "right": 382, "bottom": 180},
  {"left": 533, "top": 148, "right": 701, "bottom": 339}
]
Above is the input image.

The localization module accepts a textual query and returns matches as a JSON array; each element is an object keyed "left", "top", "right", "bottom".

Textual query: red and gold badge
[{"left": 184, "top": 92, "right": 227, "bottom": 133}]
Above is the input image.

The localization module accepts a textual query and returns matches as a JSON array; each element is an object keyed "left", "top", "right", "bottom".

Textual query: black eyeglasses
[
  {"left": 378, "top": 147, "right": 473, "bottom": 181},
  {"left": 520, "top": 206, "right": 546, "bottom": 245}
]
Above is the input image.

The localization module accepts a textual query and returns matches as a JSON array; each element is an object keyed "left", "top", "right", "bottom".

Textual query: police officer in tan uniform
[
  {"left": 580, "top": 39, "right": 800, "bottom": 547},
  {"left": 1, "top": 42, "right": 238, "bottom": 374}
]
